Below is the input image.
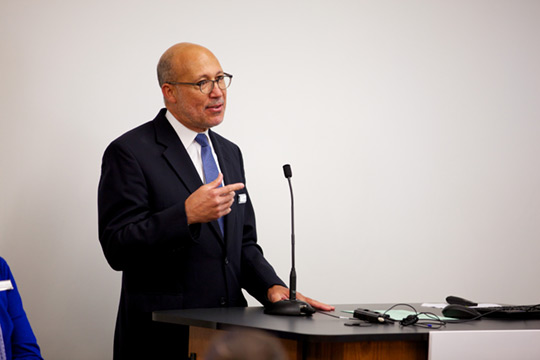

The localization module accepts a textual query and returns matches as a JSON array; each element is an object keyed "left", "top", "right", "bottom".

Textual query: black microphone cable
[{"left": 383, "top": 303, "right": 446, "bottom": 329}]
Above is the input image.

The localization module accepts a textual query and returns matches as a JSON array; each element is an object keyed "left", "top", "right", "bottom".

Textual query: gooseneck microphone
[
  {"left": 264, "top": 164, "right": 315, "bottom": 316},
  {"left": 284, "top": 164, "right": 296, "bottom": 302}
]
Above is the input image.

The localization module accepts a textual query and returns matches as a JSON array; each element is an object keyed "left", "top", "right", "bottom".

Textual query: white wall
[{"left": 1, "top": 1, "right": 539, "bottom": 359}]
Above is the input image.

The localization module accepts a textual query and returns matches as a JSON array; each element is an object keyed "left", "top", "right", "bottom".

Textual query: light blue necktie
[{"left": 195, "top": 133, "right": 224, "bottom": 235}]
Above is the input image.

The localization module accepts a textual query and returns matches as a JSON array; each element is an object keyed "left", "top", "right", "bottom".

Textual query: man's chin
[{"left": 206, "top": 116, "right": 224, "bottom": 129}]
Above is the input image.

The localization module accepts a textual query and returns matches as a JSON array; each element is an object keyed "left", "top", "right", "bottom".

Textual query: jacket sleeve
[
  {"left": 239, "top": 195, "right": 286, "bottom": 305},
  {"left": 98, "top": 140, "right": 196, "bottom": 271},
  {"left": 1, "top": 258, "right": 43, "bottom": 360},
  {"left": 230, "top": 149, "right": 286, "bottom": 304}
]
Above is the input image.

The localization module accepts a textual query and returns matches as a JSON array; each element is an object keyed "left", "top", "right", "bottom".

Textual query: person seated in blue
[{"left": 0, "top": 257, "right": 43, "bottom": 359}]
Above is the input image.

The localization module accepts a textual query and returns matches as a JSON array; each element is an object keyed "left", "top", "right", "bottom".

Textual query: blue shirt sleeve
[{"left": 0, "top": 257, "right": 43, "bottom": 360}]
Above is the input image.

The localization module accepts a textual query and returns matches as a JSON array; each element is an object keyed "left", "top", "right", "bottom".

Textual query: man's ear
[{"left": 161, "top": 84, "right": 177, "bottom": 104}]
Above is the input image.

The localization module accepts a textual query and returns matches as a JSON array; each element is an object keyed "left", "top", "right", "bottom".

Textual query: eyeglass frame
[{"left": 165, "top": 73, "right": 233, "bottom": 94}]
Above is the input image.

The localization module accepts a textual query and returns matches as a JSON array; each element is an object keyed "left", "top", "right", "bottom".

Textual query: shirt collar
[{"left": 165, "top": 110, "right": 210, "bottom": 149}]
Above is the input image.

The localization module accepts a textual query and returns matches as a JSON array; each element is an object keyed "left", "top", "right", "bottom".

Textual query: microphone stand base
[{"left": 264, "top": 299, "right": 315, "bottom": 316}]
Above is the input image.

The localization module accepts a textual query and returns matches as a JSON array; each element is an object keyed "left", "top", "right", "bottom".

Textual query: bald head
[
  {"left": 157, "top": 43, "right": 228, "bottom": 132},
  {"left": 157, "top": 42, "right": 220, "bottom": 87}
]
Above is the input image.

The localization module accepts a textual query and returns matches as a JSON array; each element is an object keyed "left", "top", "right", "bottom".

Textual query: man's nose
[{"left": 209, "top": 82, "right": 224, "bottom": 97}]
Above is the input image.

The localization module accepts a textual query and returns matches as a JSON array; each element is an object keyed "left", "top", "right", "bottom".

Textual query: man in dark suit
[{"left": 98, "top": 43, "right": 333, "bottom": 359}]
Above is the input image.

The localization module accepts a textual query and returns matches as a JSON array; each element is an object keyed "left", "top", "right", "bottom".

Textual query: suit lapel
[
  {"left": 209, "top": 130, "right": 235, "bottom": 242},
  {"left": 153, "top": 112, "right": 203, "bottom": 194},
  {"left": 153, "top": 111, "right": 225, "bottom": 241},
  {"left": 209, "top": 131, "right": 233, "bottom": 187}
]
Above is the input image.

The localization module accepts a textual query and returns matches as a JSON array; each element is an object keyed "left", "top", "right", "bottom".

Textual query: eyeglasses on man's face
[{"left": 166, "top": 73, "right": 233, "bottom": 95}]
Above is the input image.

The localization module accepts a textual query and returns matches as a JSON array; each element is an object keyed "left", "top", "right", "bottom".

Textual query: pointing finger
[
  {"left": 206, "top": 173, "right": 224, "bottom": 188},
  {"left": 219, "top": 182, "right": 245, "bottom": 194}
]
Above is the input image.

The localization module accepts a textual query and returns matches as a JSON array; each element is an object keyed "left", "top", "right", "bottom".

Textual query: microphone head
[{"left": 283, "top": 164, "right": 292, "bottom": 178}]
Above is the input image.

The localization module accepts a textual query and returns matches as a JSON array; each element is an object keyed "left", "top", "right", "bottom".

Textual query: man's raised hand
[{"left": 185, "top": 174, "right": 245, "bottom": 224}]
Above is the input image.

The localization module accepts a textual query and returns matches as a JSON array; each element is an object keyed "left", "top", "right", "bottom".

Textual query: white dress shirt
[{"left": 165, "top": 110, "right": 223, "bottom": 184}]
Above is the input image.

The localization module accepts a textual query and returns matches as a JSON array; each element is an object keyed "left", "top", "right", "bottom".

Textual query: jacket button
[
  {"left": 224, "top": 257, "right": 229, "bottom": 265},
  {"left": 220, "top": 297, "right": 227, "bottom": 306}
]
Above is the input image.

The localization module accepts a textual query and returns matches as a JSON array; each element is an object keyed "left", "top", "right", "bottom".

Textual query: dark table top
[{"left": 152, "top": 303, "right": 540, "bottom": 343}]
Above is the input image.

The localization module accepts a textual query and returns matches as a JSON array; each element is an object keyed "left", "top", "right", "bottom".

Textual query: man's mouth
[{"left": 206, "top": 103, "right": 224, "bottom": 112}]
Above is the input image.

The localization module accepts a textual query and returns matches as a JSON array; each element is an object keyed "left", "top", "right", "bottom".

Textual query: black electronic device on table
[
  {"left": 473, "top": 305, "right": 540, "bottom": 320},
  {"left": 443, "top": 295, "right": 540, "bottom": 320},
  {"left": 442, "top": 304, "right": 481, "bottom": 319},
  {"left": 445, "top": 295, "right": 478, "bottom": 307},
  {"left": 353, "top": 309, "right": 394, "bottom": 324}
]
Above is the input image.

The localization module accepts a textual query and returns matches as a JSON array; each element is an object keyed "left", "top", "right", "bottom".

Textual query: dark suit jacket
[{"left": 98, "top": 108, "right": 285, "bottom": 359}]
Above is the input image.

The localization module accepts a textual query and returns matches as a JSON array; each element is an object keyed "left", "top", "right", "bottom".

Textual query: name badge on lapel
[
  {"left": 0, "top": 280, "right": 14, "bottom": 291},
  {"left": 238, "top": 193, "right": 247, "bottom": 204}
]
